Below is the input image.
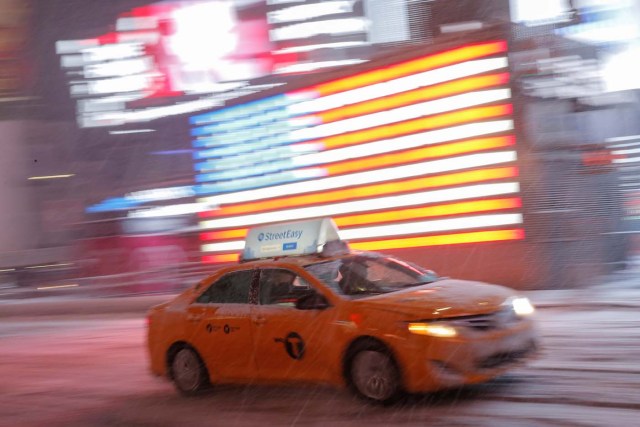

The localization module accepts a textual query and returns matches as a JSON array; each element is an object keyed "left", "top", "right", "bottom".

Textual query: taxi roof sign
[{"left": 241, "top": 218, "right": 347, "bottom": 261}]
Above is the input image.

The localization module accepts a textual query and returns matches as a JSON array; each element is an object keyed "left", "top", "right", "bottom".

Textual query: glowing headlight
[
  {"left": 512, "top": 297, "right": 535, "bottom": 316},
  {"left": 408, "top": 322, "right": 458, "bottom": 338}
]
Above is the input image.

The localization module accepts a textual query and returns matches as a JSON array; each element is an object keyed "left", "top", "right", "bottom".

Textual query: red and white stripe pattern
[{"left": 193, "top": 40, "right": 524, "bottom": 263}]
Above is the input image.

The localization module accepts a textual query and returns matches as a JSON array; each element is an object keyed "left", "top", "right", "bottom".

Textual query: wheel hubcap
[
  {"left": 352, "top": 350, "right": 397, "bottom": 401},
  {"left": 173, "top": 349, "right": 201, "bottom": 391}
]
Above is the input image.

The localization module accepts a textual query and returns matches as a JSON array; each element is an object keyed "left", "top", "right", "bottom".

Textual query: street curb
[{"left": 0, "top": 294, "right": 176, "bottom": 318}]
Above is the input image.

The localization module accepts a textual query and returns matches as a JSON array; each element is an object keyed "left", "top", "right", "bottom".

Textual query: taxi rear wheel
[
  {"left": 170, "top": 347, "right": 209, "bottom": 395},
  {"left": 348, "top": 344, "right": 402, "bottom": 404}
]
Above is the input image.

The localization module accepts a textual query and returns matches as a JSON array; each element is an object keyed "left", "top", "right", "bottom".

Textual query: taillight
[{"left": 146, "top": 314, "right": 152, "bottom": 328}]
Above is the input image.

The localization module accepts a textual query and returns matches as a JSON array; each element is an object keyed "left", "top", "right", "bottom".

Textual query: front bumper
[{"left": 400, "top": 319, "right": 538, "bottom": 393}]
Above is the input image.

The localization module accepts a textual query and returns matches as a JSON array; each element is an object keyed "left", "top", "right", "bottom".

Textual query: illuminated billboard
[
  {"left": 56, "top": 0, "right": 275, "bottom": 128},
  {"left": 190, "top": 40, "right": 524, "bottom": 263},
  {"left": 511, "top": 0, "right": 640, "bottom": 44}
]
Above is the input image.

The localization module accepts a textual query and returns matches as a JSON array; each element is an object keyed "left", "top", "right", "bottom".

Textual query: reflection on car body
[{"left": 147, "top": 218, "right": 538, "bottom": 404}]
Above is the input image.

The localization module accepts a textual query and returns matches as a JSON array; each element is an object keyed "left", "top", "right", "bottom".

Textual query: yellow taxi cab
[{"left": 147, "top": 218, "right": 538, "bottom": 404}]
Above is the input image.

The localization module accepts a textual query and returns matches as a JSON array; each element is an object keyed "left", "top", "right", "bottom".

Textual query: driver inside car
[{"left": 337, "top": 260, "right": 371, "bottom": 295}]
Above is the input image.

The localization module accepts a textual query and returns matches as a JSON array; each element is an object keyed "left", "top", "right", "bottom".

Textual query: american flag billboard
[{"left": 190, "top": 39, "right": 524, "bottom": 263}]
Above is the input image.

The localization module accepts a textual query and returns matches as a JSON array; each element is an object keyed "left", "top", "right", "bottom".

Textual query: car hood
[{"left": 353, "top": 279, "right": 515, "bottom": 319}]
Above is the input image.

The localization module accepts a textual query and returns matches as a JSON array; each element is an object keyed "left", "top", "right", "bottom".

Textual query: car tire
[
  {"left": 170, "top": 347, "right": 209, "bottom": 395},
  {"left": 347, "top": 342, "right": 403, "bottom": 405}
]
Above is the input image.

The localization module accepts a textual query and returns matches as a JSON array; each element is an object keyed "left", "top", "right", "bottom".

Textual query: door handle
[
  {"left": 254, "top": 316, "right": 267, "bottom": 325},
  {"left": 187, "top": 314, "right": 203, "bottom": 322}
]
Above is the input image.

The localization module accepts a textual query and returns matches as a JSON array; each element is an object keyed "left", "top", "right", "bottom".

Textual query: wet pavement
[{"left": 0, "top": 273, "right": 639, "bottom": 426}]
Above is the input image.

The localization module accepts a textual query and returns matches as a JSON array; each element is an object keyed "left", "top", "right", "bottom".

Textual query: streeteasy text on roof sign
[{"left": 242, "top": 218, "right": 341, "bottom": 260}]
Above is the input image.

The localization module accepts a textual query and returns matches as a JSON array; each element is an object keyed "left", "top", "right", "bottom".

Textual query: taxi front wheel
[
  {"left": 348, "top": 344, "right": 403, "bottom": 404},
  {"left": 171, "top": 347, "right": 209, "bottom": 395}
]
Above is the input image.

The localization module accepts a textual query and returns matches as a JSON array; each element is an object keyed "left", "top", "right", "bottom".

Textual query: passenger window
[
  {"left": 196, "top": 270, "right": 253, "bottom": 304},
  {"left": 259, "top": 269, "right": 312, "bottom": 307}
]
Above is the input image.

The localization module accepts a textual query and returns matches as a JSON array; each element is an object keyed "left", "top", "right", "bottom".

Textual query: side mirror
[{"left": 295, "top": 292, "right": 330, "bottom": 310}]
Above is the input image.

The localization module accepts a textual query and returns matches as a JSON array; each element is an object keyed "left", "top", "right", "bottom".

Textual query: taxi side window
[
  {"left": 259, "top": 269, "right": 312, "bottom": 307},
  {"left": 196, "top": 270, "right": 253, "bottom": 304}
]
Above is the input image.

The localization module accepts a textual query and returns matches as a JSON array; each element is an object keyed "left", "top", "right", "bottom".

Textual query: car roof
[{"left": 238, "top": 250, "right": 380, "bottom": 269}]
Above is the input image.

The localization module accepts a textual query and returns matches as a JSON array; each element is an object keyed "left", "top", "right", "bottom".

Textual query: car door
[
  {"left": 250, "top": 268, "right": 336, "bottom": 382},
  {"left": 184, "top": 268, "right": 258, "bottom": 381}
]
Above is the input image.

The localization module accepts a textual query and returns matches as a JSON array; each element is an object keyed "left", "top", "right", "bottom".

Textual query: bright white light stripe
[
  {"left": 275, "top": 41, "right": 368, "bottom": 54},
  {"left": 126, "top": 186, "right": 195, "bottom": 203},
  {"left": 199, "top": 143, "right": 323, "bottom": 172},
  {"left": 196, "top": 136, "right": 294, "bottom": 159},
  {"left": 199, "top": 150, "right": 517, "bottom": 206},
  {"left": 288, "top": 57, "right": 509, "bottom": 115},
  {"left": 612, "top": 148, "right": 640, "bottom": 155},
  {"left": 28, "top": 174, "right": 75, "bottom": 180},
  {"left": 290, "top": 89, "right": 512, "bottom": 141},
  {"left": 26, "top": 263, "right": 74, "bottom": 269},
  {"left": 608, "top": 135, "right": 640, "bottom": 142},
  {"left": 109, "top": 129, "right": 155, "bottom": 135},
  {"left": 202, "top": 241, "right": 246, "bottom": 252},
  {"left": 84, "top": 57, "right": 151, "bottom": 78},
  {"left": 202, "top": 109, "right": 291, "bottom": 133},
  {"left": 201, "top": 213, "right": 523, "bottom": 252},
  {"left": 607, "top": 135, "right": 640, "bottom": 143},
  {"left": 190, "top": 92, "right": 301, "bottom": 128},
  {"left": 199, "top": 168, "right": 327, "bottom": 193},
  {"left": 339, "top": 214, "right": 523, "bottom": 240},
  {"left": 200, "top": 181, "right": 520, "bottom": 230},
  {"left": 441, "top": 21, "right": 484, "bottom": 33},
  {"left": 36, "top": 284, "right": 80, "bottom": 290},
  {"left": 614, "top": 156, "right": 640, "bottom": 164},
  {"left": 292, "top": 120, "right": 514, "bottom": 168},
  {"left": 609, "top": 141, "right": 640, "bottom": 149},
  {"left": 128, "top": 203, "right": 214, "bottom": 218},
  {"left": 275, "top": 59, "right": 369, "bottom": 74},
  {"left": 268, "top": 1, "right": 354, "bottom": 24},
  {"left": 82, "top": 43, "right": 145, "bottom": 62},
  {"left": 198, "top": 159, "right": 299, "bottom": 181},
  {"left": 56, "top": 39, "right": 100, "bottom": 54},
  {"left": 0, "top": 96, "right": 38, "bottom": 103},
  {"left": 270, "top": 18, "right": 367, "bottom": 41},
  {"left": 89, "top": 74, "right": 152, "bottom": 94},
  {"left": 197, "top": 94, "right": 292, "bottom": 125},
  {"left": 102, "top": 98, "right": 222, "bottom": 123}
]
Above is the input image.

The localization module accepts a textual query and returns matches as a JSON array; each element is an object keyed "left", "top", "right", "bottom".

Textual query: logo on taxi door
[{"left": 274, "top": 332, "right": 305, "bottom": 360}]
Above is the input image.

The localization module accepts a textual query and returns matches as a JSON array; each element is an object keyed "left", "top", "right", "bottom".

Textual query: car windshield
[{"left": 304, "top": 254, "right": 439, "bottom": 298}]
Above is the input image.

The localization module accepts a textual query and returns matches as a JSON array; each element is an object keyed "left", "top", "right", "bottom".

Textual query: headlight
[
  {"left": 408, "top": 322, "right": 458, "bottom": 338},
  {"left": 512, "top": 297, "right": 535, "bottom": 316}
]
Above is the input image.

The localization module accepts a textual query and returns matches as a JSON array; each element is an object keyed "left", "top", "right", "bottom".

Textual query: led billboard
[
  {"left": 190, "top": 40, "right": 524, "bottom": 263},
  {"left": 56, "top": 0, "right": 275, "bottom": 127}
]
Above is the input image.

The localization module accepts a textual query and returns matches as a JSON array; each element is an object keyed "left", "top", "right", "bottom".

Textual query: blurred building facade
[{"left": 1, "top": 0, "right": 639, "bottom": 290}]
